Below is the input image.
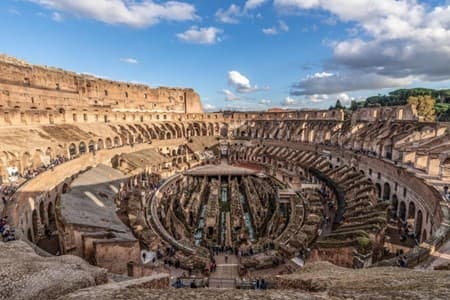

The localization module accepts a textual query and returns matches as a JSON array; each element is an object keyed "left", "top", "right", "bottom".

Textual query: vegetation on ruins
[{"left": 329, "top": 88, "right": 450, "bottom": 121}]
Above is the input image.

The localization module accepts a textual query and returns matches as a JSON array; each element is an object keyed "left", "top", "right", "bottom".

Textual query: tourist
[
  {"left": 224, "top": 254, "right": 228, "bottom": 263},
  {"left": 173, "top": 278, "right": 184, "bottom": 288}
]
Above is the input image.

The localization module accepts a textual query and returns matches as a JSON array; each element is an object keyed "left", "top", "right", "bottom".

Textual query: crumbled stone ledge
[{"left": 0, "top": 240, "right": 107, "bottom": 300}]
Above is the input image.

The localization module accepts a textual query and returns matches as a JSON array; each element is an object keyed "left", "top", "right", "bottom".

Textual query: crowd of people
[
  {"left": 22, "top": 155, "right": 68, "bottom": 180},
  {"left": 0, "top": 216, "right": 15, "bottom": 242}
]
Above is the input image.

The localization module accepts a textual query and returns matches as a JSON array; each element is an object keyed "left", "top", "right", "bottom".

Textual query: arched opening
[
  {"left": 407, "top": 202, "right": 416, "bottom": 225},
  {"left": 62, "top": 183, "right": 69, "bottom": 194},
  {"left": 39, "top": 201, "right": 46, "bottom": 226},
  {"left": 105, "top": 138, "right": 113, "bottom": 149},
  {"left": 220, "top": 126, "right": 228, "bottom": 137},
  {"left": 399, "top": 201, "right": 406, "bottom": 221},
  {"left": 48, "top": 201, "right": 56, "bottom": 231},
  {"left": 391, "top": 194, "right": 398, "bottom": 216},
  {"left": 415, "top": 210, "right": 423, "bottom": 242},
  {"left": 383, "top": 182, "right": 391, "bottom": 201},
  {"left": 68, "top": 143, "right": 77, "bottom": 158},
  {"left": 27, "top": 229, "right": 33, "bottom": 241},
  {"left": 97, "top": 139, "right": 104, "bottom": 150},
  {"left": 32, "top": 209, "right": 38, "bottom": 241},
  {"left": 79, "top": 141, "right": 87, "bottom": 154},
  {"left": 88, "top": 140, "right": 95, "bottom": 152},
  {"left": 375, "top": 183, "right": 382, "bottom": 199},
  {"left": 114, "top": 136, "right": 121, "bottom": 147}
]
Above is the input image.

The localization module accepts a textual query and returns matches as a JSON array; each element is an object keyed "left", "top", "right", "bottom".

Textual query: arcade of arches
[{"left": 1, "top": 55, "right": 450, "bottom": 299}]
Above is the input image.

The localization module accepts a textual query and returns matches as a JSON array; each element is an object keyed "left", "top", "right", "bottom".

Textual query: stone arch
[
  {"left": 39, "top": 200, "right": 46, "bottom": 226},
  {"left": 48, "top": 201, "right": 56, "bottom": 231},
  {"left": 68, "top": 143, "right": 77, "bottom": 157},
  {"left": 415, "top": 210, "right": 423, "bottom": 241},
  {"left": 88, "top": 140, "right": 95, "bottom": 152},
  {"left": 62, "top": 183, "right": 69, "bottom": 194},
  {"left": 383, "top": 182, "right": 391, "bottom": 201},
  {"left": 392, "top": 194, "right": 398, "bottom": 215},
  {"left": 105, "top": 137, "right": 112, "bottom": 148},
  {"left": 21, "top": 152, "right": 32, "bottom": 173},
  {"left": 399, "top": 201, "right": 406, "bottom": 221},
  {"left": 79, "top": 141, "right": 87, "bottom": 154},
  {"left": 45, "top": 147, "right": 53, "bottom": 159},
  {"left": 114, "top": 136, "right": 121, "bottom": 147},
  {"left": 97, "top": 139, "right": 104, "bottom": 150},
  {"left": 32, "top": 209, "right": 38, "bottom": 242},
  {"left": 27, "top": 228, "right": 33, "bottom": 241},
  {"left": 136, "top": 134, "right": 143, "bottom": 143},
  {"left": 375, "top": 183, "right": 382, "bottom": 199},
  {"left": 408, "top": 201, "right": 416, "bottom": 225}
]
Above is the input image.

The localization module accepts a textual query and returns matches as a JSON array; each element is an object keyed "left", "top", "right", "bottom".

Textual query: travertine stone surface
[{"left": 0, "top": 240, "right": 107, "bottom": 300}]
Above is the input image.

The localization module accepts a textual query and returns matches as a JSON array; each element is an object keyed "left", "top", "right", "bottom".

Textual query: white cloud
[
  {"left": 244, "top": 0, "right": 269, "bottom": 11},
  {"left": 215, "top": 4, "right": 242, "bottom": 24},
  {"left": 281, "top": 96, "right": 296, "bottom": 106},
  {"left": 228, "top": 70, "right": 266, "bottom": 93},
  {"left": 120, "top": 58, "right": 139, "bottom": 64},
  {"left": 260, "top": 99, "right": 271, "bottom": 105},
  {"left": 306, "top": 94, "right": 329, "bottom": 103},
  {"left": 284, "top": 1, "right": 450, "bottom": 94},
  {"left": 262, "top": 20, "right": 289, "bottom": 35},
  {"left": 51, "top": 11, "right": 63, "bottom": 22},
  {"left": 29, "top": 0, "right": 198, "bottom": 28},
  {"left": 337, "top": 92, "right": 351, "bottom": 104},
  {"left": 203, "top": 103, "right": 217, "bottom": 111},
  {"left": 292, "top": 72, "right": 412, "bottom": 95},
  {"left": 177, "top": 27, "right": 223, "bottom": 44},
  {"left": 221, "top": 89, "right": 240, "bottom": 101},
  {"left": 216, "top": 1, "right": 267, "bottom": 24}
]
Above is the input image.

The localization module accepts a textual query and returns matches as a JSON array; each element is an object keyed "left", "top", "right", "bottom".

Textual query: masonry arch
[
  {"left": 408, "top": 202, "right": 416, "bottom": 225},
  {"left": 48, "top": 201, "right": 56, "bottom": 231},
  {"left": 114, "top": 136, "right": 121, "bottom": 147},
  {"left": 375, "top": 183, "right": 382, "bottom": 199},
  {"left": 32, "top": 209, "right": 38, "bottom": 241},
  {"left": 68, "top": 144, "right": 77, "bottom": 157},
  {"left": 399, "top": 201, "right": 406, "bottom": 221},
  {"left": 88, "top": 140, "right": 95, "bottom": 152},
  {"left": 392, "top": 194, "right": 398, "bottom": 215},
  {"left": 416, "top": 210, "right": 423, "bottom": 241},
  {"left": 79, "top": 141, "right": 87, "bottom": 154},
  {"left": 105, "top": 138, "right": 112, "bottom": 149},
  {"left": 39, "top": 200, "right": 46, "bottom": 226},
  {"left": 383, "top": 182, "right": 391, "bottom": 201}
]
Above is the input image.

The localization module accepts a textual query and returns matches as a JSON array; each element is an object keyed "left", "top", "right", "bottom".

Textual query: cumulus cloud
[
  {"left": 292, "top": 72, "right": 413, "bottom": 96},
  {"left": 281, "top": 96, "right": 296, "bottom": 106},
  {"left": 29, "top": 0, "right": 197, "bottom": 27},
  {"left": 203, "top": 103, "right": 217, "bottom": 111},
  {"left": 177, "top": 27, "right": 223, "bottom": 44},
  {"left": 263, "top": 20, "right": 289, "bottom": 35},
  {"left": 244, "top": 0, "right": 269, "bottom": 11},
  {"left": 216, "top": 1, "right": 267, "bottom": 24},
  {"left": 282, "top": 1, "right": 450, "bottom": 94},
  {"left": 260, "top": 99, "right": 272, "bottom": 105},
  {"left": 221, "top": 89, "right": 240, "bottom": 101},
  {"left": 120, "top": 58, "right": 139, "bottom": 64},
  {"left": 305, "top": 94, "right": 328, "bottom": 103},
  {"left": 228, "top": 70, "right": 267, "bottom": 93},
  {"left": 215, "top": 4, "right": 242, "bottom": 24}
]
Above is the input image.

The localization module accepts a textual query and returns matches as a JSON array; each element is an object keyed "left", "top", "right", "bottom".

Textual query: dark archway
[
  {"left": 32, "top": 209, "right": 38, "bottom": 241},
  {"left": 39, "top": 201, "right": 45, "bottom": 226},
  {"left": 79, "top": 141, "right": 87, "bottom": 154},
  {"left": 383, "top": 182, "right": 391, "bottom": 201},
  {"left": 68, "top": 143, "right": 77, "bottom": 157},
  {"left": 392, "top": 194, "right": 398, "bottom": 216},
  {"left": 408, "top": 202, "right": 416, "bottom": 224},
  {"left": 399, "top": 201, "right": 406, "bottom": 221},
  {"left": 48, "top": 201, "right": 56, "bottom": 231},
  {"left": 375, "top": 183, "right": 382, "bottom": 199},
  {"left": 415, "top": 210, "right": 423, "bottom": 241}
]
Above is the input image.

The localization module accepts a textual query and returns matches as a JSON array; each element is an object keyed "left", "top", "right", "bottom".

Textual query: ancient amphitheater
[{"left": 0, "top": 55, "right": 449, "bottom": 299}]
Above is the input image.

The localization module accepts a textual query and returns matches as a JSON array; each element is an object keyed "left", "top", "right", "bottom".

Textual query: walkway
[
  {"left": 417, "top": 239, "right": 450, "bottom": 270},
  {"left": 209, "top": 254, "right": 239, "bottom": 288}
]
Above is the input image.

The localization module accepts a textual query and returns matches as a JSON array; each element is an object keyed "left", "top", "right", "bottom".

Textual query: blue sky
[{"left": 1, "top": 1, "right": 450, "bottom": 111}]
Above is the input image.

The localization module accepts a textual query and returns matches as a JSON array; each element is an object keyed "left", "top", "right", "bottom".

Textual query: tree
[
  {"left": 407, "top": 95, "right": 436, "bottom": 121},
  {"left": 350, "top": 100, "right": 358, "bottom": 111},
  {"left": 334, "top": 99, "right": 344, "bottom": 109}
]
